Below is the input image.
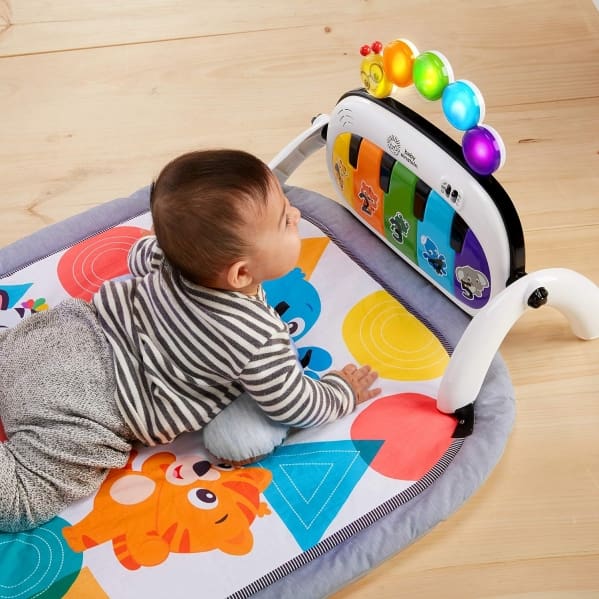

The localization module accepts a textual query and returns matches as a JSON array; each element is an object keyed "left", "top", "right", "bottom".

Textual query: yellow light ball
[{"left": 360, "top": 54, "right": 394, "bottom": 98}]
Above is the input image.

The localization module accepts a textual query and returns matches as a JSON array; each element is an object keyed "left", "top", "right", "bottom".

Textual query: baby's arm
[
  {"left": 128, "top": 236, "right": 164, "bottom": 277},
  {"left": 239, "top": 332, "right": 380, "bottom": 428}
]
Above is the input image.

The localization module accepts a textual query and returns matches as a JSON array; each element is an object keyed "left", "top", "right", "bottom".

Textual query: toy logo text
[{"left": 386, "top": 134, "right": 401, "bottom": 156}]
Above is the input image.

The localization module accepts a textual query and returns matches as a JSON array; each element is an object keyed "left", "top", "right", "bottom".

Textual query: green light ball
[{"left": 413, "top": 51, "right": 452, "bottom": 101}]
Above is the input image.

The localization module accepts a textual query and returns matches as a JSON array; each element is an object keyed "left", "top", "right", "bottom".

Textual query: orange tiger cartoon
[{"left": 62, "top": 451, "right": 272, "bottom": 569}]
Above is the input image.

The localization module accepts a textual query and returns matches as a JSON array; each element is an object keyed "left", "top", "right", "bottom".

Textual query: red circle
[
  {"left": 371, "top": 40, "right": 383, "bottom": 54},
  {"left": 57, "top": 226, "right": 150, "bottom": 301},
  {"left": 351, "top": 393, "right": 456, "bottom": 480}
]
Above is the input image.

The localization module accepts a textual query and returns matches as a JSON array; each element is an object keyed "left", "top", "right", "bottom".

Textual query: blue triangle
[
  {"left": 280, "top": 463, "right": 332, "bottom": 502},
  {"left": 0, "top": 283, "right": 33, "bottom": 309},
  {"left": 256, "top": 439, "right": 383, "bottom": 551}
]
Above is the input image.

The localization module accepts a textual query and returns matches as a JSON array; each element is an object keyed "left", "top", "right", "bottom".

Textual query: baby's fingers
[
  {"left": 356, "top": 365, "right": 376, "bottom": 384},
  {"left": 361, "top": 385, "right": 382, "bottom": 402},
  {"left": 355, "top": 366, "right": 381, "bottom": 404}
]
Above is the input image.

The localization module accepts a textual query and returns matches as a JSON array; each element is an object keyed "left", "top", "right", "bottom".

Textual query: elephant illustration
[{"left": 455, "top": 265, "right": 489, "bottom": 299}]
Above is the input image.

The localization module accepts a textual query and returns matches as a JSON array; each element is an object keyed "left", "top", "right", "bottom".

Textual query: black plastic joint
[
  {"left": 452, "top": 403, "right": 475, "bottom": 438},
  {"left": 527, "top": 287, "right": 549, "bottom": 309}
]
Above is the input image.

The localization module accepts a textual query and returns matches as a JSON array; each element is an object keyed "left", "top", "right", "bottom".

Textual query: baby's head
[{"left": 150, "top": 149, "right": 301, "bottom": 293}]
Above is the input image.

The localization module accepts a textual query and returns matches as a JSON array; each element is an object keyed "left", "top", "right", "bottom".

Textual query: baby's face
[{"left": 247, "top": 177, "right": 302, "bottom": 285}]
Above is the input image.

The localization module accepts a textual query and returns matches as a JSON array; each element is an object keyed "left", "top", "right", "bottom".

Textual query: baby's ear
[{"left": 226, "top": 260, "right": 254, "bottom": 290}]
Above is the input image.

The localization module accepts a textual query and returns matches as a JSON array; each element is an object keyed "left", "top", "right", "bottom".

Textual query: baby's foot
[{"left": 214, "top": 454, "right": 267, "bottom": 468}]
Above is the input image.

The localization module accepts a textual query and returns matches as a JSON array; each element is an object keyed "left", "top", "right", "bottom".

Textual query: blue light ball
[
  {"left": 462, "top": 125, "right": 505, "bottom": 176},
  {"left": 442, "top": 80, "right": 485, "bottom": 131}
]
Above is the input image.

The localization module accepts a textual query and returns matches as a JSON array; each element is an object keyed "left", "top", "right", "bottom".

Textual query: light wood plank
[
  {"left": 0, "top": 0, "right": 9, "bottom": 31},
  {"left": 2, "top": 0, "right": 401, "bottom": 57},
  {"left": 2, "top": 0, "right": 598, "bottom": 109}
]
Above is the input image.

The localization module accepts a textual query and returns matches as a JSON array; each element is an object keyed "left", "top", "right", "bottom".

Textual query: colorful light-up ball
[
  {"left": 383, "top": 38, "right": 418, "bottom": 88},
  {"left": 462, "top": 125, "right": 506, "bottom": 176},
  {"left": 413, "top": 51, "right": 453, "bottom": 101},
  {"left": 442, "top": 80, "right": 485, "bottom": 131},
  {"left": 360, "top": 53, "right": 394, "bottom": 98}
]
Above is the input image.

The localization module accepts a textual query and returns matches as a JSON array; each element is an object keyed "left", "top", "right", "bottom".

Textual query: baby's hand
[{"left": 336, "top": 364, "right": 381, "bottom": 405}]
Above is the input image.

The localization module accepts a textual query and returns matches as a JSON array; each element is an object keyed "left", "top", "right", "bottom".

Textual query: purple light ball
[{"left": 462, "top": 125, "right": 505, "bottom": 176}]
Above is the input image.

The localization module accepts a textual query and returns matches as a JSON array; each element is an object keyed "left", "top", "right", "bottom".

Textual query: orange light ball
[{"left": 383, "top": 39, "right": 418, "bottom": 88}]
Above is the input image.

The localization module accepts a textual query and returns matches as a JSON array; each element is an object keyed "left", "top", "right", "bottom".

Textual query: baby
[{"left": 0, "top": 149, "right": 380, "bottom": 532}]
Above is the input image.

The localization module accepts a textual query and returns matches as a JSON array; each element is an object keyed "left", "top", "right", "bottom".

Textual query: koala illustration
[{"left": 455, "top": 265, "right": 490, "bottom": 299}]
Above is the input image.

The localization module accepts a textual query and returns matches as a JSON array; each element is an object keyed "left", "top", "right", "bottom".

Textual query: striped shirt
[{"left": 93, "top": 237, "right": 355, "bottom": 446}]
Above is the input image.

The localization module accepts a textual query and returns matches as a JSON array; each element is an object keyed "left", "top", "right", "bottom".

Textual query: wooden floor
[{"left": 2, "top": 1, "right": 598, "bottom": 596}]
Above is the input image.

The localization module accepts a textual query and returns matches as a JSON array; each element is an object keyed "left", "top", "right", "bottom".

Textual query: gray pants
[{"left": 0, "top": 299, "right": 133, "bottom": 532}]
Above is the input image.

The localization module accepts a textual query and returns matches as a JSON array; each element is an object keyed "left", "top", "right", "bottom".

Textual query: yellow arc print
[{"left": 342, "top": 290, "right": 449, "bottom": 381}]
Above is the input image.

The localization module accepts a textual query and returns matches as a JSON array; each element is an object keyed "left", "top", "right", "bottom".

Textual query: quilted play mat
[{"left": 1, "top": 38, "right": 598, "bottom": 599}]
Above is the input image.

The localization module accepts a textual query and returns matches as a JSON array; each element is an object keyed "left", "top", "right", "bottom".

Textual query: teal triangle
[
  {"left": 280, "top": 463, "right": 333, "bottom": 502},
  {"left": 0, "top": 283, "right": 32, "bottom": 309},
  {"left": 256, "top": 439, "right": 383, "bottom": 551}
]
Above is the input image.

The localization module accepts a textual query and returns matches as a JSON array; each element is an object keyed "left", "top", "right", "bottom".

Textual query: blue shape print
[
  {"left": 0, "top": 283, "right": 33, "bottom": 310},
  {"left": 297, "top": 346, "right": 333, "bottom": 380},
  {"left": 263, "top": 268, "right": 321, "bottom": 343},
  {"left": 421, "top": 236, "right": 447, "bottom": 276},
  {"left": 264, "top": 267, "right": 332, "bottom": 380},
  {"left": 257, "top": 440, "right": 383, "bottom": 550}
]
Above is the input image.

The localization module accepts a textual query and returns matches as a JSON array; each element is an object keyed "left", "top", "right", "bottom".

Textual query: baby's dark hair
[{"left": 150, "top": 149, "right": 273, "bottom": 284}]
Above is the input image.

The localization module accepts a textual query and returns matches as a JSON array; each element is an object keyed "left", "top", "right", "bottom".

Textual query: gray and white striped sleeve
[
  {"left": 239, "top": 327, "right": 355, "bottom": 428},
  {"left": 128, "top": 236, "right": 164, "bottom": 277}
]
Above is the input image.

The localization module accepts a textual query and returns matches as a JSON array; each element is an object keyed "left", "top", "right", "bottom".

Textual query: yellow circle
[{"left": 342, "top": 290, "right": 449, "bottom": 381}]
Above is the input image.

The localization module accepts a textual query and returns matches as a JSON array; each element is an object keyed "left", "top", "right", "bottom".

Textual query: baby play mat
[{"left": 0, "top": 184, "right": 516, "bottom": 598}]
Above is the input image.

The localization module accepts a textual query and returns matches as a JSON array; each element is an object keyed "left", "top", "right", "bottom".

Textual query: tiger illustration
[{"left": 62, "top": 451, "right": 272, "bottom": 569}]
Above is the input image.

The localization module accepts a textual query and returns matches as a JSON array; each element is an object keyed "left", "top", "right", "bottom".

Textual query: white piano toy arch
[{"left": 270, "top": 38, "right": 599, "bottom": 420}]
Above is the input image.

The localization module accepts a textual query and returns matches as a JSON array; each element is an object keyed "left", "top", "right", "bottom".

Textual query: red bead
[
  {"left": 371, "top": 40, "right": 383, "bottom": 54},
  {"left": 360, "top": 44, "right": 371, "bottom": 56}
]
